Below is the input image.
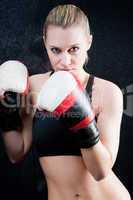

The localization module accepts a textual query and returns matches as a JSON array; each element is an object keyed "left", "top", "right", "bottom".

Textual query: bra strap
[{"left": 85, "top": 74, "right": 94, "bottom": 101}]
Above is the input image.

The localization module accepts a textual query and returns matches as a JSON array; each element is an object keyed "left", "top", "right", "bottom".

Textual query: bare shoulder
[
  {"left": 90, "top": 76, "right": 123, "bottom": 117},
  {"left": 29, "top": 71, "right": 52, "bottom": 106},
  {"left": 29, "top": 71, "right": 51, "bottom": 91},
  {"left": 94, "top": 76, "right": 123, "bottom": 100}
]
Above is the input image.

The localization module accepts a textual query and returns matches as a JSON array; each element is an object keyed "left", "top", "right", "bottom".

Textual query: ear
[
  {"left": 43, "top": 36, "right": 46, "bottom": 46},
  {"left": 86, "top": 34, "right": 93, "bottom": 51}
]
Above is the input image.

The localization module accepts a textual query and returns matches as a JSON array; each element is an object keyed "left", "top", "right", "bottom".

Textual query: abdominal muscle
[{"left": 39, "top": 155, "right": 131, "bottom": 200}]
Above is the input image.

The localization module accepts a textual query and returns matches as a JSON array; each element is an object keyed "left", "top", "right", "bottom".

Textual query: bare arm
[
  {"left": 2, "top": 111, "right": 33, "bottom": 163},
  {"left": 1, "top": 75, "right": 36, "bottom": 163},
  {"left": 81, "top": 83, "right": 123, "bottom": 181}
]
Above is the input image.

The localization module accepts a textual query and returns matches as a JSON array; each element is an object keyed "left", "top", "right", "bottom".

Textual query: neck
[{"left": 70, "top": 69, "right": 90, "bottom": 86}]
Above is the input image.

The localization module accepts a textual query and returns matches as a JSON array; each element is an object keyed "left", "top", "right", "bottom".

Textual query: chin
[{"left": 55, "top": 69, "right": 71, "bottom": 71}]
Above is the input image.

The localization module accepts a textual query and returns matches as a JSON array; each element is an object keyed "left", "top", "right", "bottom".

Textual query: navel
[{"left": 75, "top": 193, "right": 80, "bottom": 198}]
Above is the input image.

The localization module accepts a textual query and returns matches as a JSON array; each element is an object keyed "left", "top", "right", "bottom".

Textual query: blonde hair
[{"left": 43, "top": 4, "right": 90, "bottom": 41}]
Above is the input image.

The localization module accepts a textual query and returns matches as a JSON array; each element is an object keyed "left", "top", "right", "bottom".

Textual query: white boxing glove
[
  {"left": 0, "top": 60, "right": 29, "bottom": 96},
  {"left": 0, "top": 60, "right": 29, "bottom": 132},
  {"left": 36, "top": 71, "right": 99, "bottom": 149}
]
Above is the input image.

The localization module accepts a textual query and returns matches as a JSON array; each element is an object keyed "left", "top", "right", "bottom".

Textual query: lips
[{"left": 57, "top": 67, "right": 76, "bottom": 71}]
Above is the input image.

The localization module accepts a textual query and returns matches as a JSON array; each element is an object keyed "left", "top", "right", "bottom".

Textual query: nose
[{"left": 59, "top": 53, "right": 71, "bottom": 66}]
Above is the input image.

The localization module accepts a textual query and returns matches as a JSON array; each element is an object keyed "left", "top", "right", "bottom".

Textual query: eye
[
  {"left": 51, "top": 47, "right": 61, "bottom": 54},
  {"left": 69, "top": 46, "right": 79, "bottom": 54}
]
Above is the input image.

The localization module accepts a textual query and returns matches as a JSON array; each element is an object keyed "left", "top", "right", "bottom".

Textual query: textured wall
[{"left": 0, "top": 0, "right": 133, "bottom": 199}]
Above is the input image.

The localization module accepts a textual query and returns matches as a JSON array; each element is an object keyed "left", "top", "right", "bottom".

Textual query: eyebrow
[{"left": 49, "top": 43, "right": 80, "bottom": 48}]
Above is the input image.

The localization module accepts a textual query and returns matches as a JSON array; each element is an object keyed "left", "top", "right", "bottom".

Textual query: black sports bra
[{"left": 32, "top": 73, "right": 94, "bottom": 157}]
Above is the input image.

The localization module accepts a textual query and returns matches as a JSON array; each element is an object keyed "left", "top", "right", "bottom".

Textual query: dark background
[{"left": 0, "top": 0, "right": 133, "bottom": 199}]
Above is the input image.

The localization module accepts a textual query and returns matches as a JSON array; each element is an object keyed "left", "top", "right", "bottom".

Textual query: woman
[{"left": 2, "top": 4, "right": 131, "bottom": 200}]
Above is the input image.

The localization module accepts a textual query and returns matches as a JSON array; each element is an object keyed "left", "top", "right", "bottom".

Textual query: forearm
[
  {"left": 2, "top": 114, "right": 33, "bottom": 163},
  {"left": 81, "top": 140, "right": 112, "bottom": 181},
  {"left": 2, "top": 131, "right": 25, "bottom": 163}
]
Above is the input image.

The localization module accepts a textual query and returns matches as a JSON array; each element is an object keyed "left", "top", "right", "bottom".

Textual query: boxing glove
[
  {"left": 37, "top": 71, "right": 99, "bottom": 148},
  {"left": 0, "top": 60, "right": 29, "bottom": 132}
]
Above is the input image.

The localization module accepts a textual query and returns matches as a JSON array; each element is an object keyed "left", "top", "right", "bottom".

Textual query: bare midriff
[{"left": 39, "top": 156, "right": 131, "bottom": 200}]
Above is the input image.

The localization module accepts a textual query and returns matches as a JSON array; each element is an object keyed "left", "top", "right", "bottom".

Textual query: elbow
[
  {"left": 9, "top": 158, "right": 18, "bottom": 164},
  {"left": 93, "top": 164, "right": 111, "bottom": 181},
  {"left": 9, "top": 156, "right": 24, "bottom": 164},
  {"left": 94, "top": 170, "right": 109, "bottom": 181},
  {"left": 85, "top": 159, "right": 112, "bottom": 181},
  {"left": 6, "top": 143, "right": 27, "bottom": 164},
  {"left": 7, "top": 145, "right": 31, "bottom": 164},
  {"left": 94, "top": 154, "right": 113, "bottom": 181},
  {"left": 7, "top": 151, "right": 25, "bottom": 164}
]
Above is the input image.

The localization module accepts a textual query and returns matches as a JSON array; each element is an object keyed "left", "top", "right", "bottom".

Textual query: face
[{"left": 44, "top": 25, "right": 92, "bottom": 72}]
